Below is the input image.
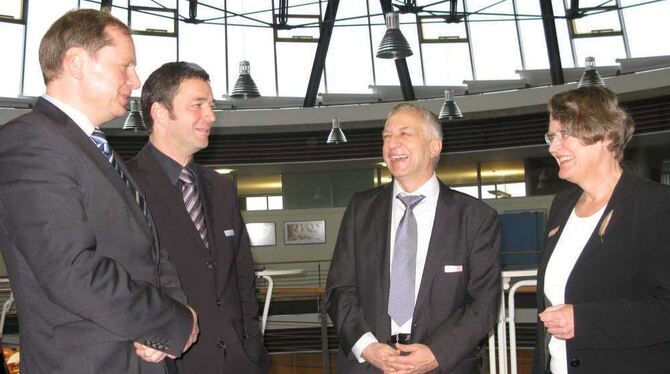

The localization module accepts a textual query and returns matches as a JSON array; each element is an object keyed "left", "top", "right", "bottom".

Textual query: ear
[
  {"left": 151, "top": 102, "right": 168, "bottom": 127},
  {"left": 62, "top": 47, "right": 87, "bottom": 80},
  {"left": 430, "top": 138, "right": 443, "bottom": 158},
  {"left": 601, "top": 135, "right": 613, "bottom": 148}
]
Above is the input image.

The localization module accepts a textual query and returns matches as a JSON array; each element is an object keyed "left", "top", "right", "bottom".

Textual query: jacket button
[
  {"left": 216, "top": 299, "right": 222, "bottom": 306},
  {"left": 570, "top": 358, "right": 580, "bottom": 367},
  {"left": 206, "top": 262, "right": 214, "bottom": 269},
  {"left": 217, "top": 340, "right": 225, "bottom": 348}
]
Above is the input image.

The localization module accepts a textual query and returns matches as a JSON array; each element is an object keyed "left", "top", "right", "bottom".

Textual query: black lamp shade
[
  {"left": 438, "top": 89, "right": 463, "bottom": 121},
  {"left": 578, "top": 56, "right": 605, "bottom": 88},
  {"left": 326, "top": 119, "right": 347, "bottom": 144},
  {"left": 123, "top": 99, "right": 146, "bottom": 131},
  {"left": 231, "top": 60, "right": 261, "bottom": 99},
  {"left": 376, "top": 12, "right": 413, "bottom": 60}
]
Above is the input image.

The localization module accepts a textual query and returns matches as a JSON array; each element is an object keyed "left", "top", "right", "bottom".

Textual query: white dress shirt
[
  {"left": 544, "top": 206, "right": 605, "bottom": 374},
  {"left": 42, "top": 95, "right": 96, "bottom": 138},
  {"left": 352, "top": 174, "right": 440, "bottom": 362}
]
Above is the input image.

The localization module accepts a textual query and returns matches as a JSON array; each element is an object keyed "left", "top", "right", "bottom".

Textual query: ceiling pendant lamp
[
  {"left": 100, "top": 0, "right": 113, "bottom": 12},
  {"left": 578, "top": 56, "right": 605, "bottom": 88},
  {"left": 376, "top": 12, "right": 413, "bottom": 60},
  {"left": 326, "top": 118, "right": 347, "bottom": 144},
  {"left": 438, "top": 89, "right": 463, "bottom": 121},
  {"left": 122, "top": 99, "right": 146, "bottom": 131},
  {"left": 231, "top": 60, "right": 260, "bottom": 99}
]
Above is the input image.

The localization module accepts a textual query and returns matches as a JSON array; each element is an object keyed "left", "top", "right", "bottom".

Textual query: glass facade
[{"left": 1, "top": 0, "right": 667, "bottom": 97}]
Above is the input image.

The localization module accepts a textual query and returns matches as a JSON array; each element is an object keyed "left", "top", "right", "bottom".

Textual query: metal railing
[{"left": 0, "top": 264, "right": 539, "bottom": 374}]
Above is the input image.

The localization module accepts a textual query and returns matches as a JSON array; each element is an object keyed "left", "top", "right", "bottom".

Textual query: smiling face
[
  {"left": 79, "top": 26, "right": 140, "bottom": 125},
  {"left": 382, "top": 110, "right": 442, "bottom": 192},
  {"left": 548, "top": 118, "right": 613, "bottom": 186},
  {"left": 154, "top": 78, "right": 215, "bottom": 165}
]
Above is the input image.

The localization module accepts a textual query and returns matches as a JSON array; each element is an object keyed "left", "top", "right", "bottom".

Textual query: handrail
[
  {"left": 493, "top": 269, "right": 538, "bottom": 374},
  {"left": 508, "top": 280, "right": 537, "bottom": 374},
  {"left": 256, "top": 259, "right": 332, "bottom": 266}
]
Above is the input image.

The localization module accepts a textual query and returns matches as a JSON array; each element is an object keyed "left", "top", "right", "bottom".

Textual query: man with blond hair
[{"left": 0, "top": 9, "right": 197, "bottom": 374}]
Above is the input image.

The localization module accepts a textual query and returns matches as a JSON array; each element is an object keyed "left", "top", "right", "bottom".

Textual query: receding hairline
[{"left": 384, "top": 106, "right": 442, "bottom": 140}]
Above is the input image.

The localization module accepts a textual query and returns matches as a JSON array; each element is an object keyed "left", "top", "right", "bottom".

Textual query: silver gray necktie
[{"left": 388, "top": 194, "right": 425, "bottom": 326}]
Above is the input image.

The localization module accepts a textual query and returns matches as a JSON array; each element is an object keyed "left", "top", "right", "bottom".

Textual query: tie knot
[
  {"left": 90, "top": 129, "right": 108, "bottom": 145},
  {"left": 397, "top": 194, "right": 425, "bottom": 211},
  {"left": 90, "top": 129, "right": 112, "bottom": 161},
  {"left": 179, "top": 167, "right": 195, "bottom": 185}
]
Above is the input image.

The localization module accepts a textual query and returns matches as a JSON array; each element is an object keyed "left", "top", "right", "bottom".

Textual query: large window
[
  {"left": 1, "top": 0, "right": 668, "bottom": 99},
  {"left": 418, "top": 15, "right": 474, "bottom": 85},
  {"left": 467, "top": 0, "right": 523, "bottom": 79},
  {"left": 565, "top": 0, "right": 627, "bottom": 65},
  {"left": 325, "top": 0, "right": 374, "bottom": 93}
]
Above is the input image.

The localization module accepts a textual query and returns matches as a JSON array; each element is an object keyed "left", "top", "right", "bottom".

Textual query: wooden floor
[
  {"left": 270, "top": 352, "right": 337, "bottom": 374},
  {"left": 269, "top": 350, "right": 535, "bottom": 374}
]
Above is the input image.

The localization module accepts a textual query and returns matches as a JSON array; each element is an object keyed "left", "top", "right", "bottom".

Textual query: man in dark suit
[
  {"left": 126, "top": 62, "right": 269, "bottom": 373},
  {"left": 326, "top": 104, "right": 501, "bottom": 374},
  {"left": 0, "top": 9, "right": 198, "bottom": 374}
]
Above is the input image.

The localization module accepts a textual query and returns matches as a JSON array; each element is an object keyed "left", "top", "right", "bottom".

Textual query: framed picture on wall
[
  {"left": 284, "top": 220, "right": 326, "bottom": 245},
  {"left": 245, "top": 222, "right": 276, "bottom": 247}
]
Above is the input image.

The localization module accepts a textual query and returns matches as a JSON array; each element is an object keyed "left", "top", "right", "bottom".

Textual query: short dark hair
[
  {"left": 549, "top": 86, "right": 634, "bottom": 161},
  {"left": 39, "top": 9, "right": 130, "bottom": 84},
  {"left": 141, "top": 61, "right": 210, "bottom": 131}
]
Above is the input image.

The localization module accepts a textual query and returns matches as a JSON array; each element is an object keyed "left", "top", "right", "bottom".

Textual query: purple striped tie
[{"left": 179, "top": 168, "right": 209, "bottom": 249}]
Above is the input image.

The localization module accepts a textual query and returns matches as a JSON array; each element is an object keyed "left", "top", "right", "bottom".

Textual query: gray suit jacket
[
  {"left": 326, "top": 181, "right": 501, "bottom": 374},
  {"left": 0, "top": 98, "right": 193, "bottom": 374}
]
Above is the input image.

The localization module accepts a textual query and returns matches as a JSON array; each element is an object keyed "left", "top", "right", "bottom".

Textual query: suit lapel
[
  {"left": 136, "top": 147, "right": 210, "bottom": 255},
  {"left": 35, "top": 99, "right": 151, "bottom": 242},
  {"left": 538, "top": 190, "right": 579, "bottom": 288},
  {"left": 374, "top": 184, "right": 393, "bottom": 338},
  {"left": 413, "top": 182, "right": 451, "bottom": 317},
  {"left": 198, "top": 167, "right": 235, "bottom": 291},
  {"left": 570, "top": 167, "right": 636, "bottom": 265}
]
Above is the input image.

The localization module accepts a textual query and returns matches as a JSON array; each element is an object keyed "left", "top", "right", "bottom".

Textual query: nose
[
  {"left": 384, "top": 134, "right": 400, "bottom": 149},
  {"left": 128, "top": 66, "right": 141, "bottom": 90},
  {"left": 204, "top": 105, "right": 216, "bottom": 123},
  {"left": 548, "top": 135, "right": 561, "bottom": 153}
]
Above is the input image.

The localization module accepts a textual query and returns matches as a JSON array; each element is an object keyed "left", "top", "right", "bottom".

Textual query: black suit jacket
[
  {"left": 127, "top": 145, "right": 269, "bottom": 374},
  {"left": 0, "top": 98, "right": 193, "bottom": 374},
  {"left": 326, "top": 180, "right": 501, "bottom": 374},
  {"left": 532, "top": 167, "right": 670, "bottom": 374}
]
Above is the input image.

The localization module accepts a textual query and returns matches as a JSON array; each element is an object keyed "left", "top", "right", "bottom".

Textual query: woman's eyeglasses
[{"left": 544, "top": 129, "right": 570, "bottom": 145}]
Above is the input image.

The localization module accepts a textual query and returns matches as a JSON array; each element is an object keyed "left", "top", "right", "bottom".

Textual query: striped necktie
[
  {"left": 179, "top": 167, "right": 209, "bottom": 249},
  {"left": 388, "top": 194, "right": 425, "bottom": 326},
  {"left": 90, "top": 129, "right": 151, "bottom": 222}
]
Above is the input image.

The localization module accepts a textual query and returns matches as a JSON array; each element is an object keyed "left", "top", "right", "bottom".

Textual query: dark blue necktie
[{"left": 90, "top": 129, "right": 150, "bottom": 222}]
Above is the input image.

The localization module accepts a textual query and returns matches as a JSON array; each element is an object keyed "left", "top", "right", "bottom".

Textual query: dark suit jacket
[
  {"left": 0, "top": 98, "right": 193, "bottom": 374},
  {"left": 532, "top": 167, "right": 670, "bottom": 374},
  {"left": 127, "top": 145, "right": 269, "bottom": 374},
  {"left": 326, "top": 180, "right": 501, "bottom": 374}
]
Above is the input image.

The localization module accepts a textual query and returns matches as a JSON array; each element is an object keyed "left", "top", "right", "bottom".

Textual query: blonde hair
[{"left": 39, "top": 9, "right": 130, "bottom": 84}]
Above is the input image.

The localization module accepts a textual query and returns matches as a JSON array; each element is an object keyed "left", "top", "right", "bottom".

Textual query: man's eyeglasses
[{"left": 544, "top": 129, "right": 570, "bottom": 145}]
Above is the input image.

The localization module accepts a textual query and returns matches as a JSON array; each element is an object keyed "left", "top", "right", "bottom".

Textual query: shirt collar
[
  {"left": 42, "top": 95, "right": 96, "bottom": 136},
  {"left": 146, "top": 141, "right": 195, "bottom": 186},
  {"left": 392, "top": 173, "right": 439, "bottom": 202}
]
